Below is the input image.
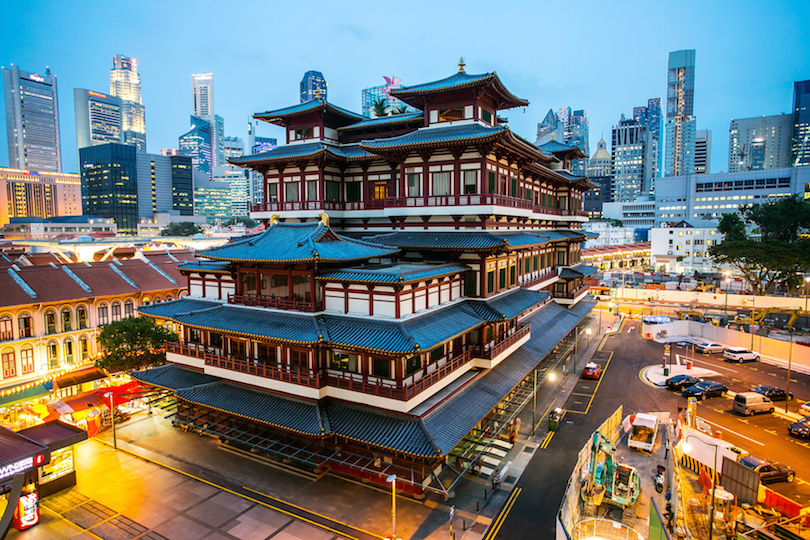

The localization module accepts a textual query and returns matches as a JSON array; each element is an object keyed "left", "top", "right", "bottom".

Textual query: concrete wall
[{"left": 613, "top": 288, "right": 806, "bottom": 311}]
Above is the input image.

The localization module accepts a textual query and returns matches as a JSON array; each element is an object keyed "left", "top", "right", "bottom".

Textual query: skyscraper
[
  {"left": 300, "top": 70, "right": 327, "bottom": 103},
  {"left": 729, "top": 115, "right": 793, "bottom": 172},
  {"left": 611, "top": 116, "right": 654, "bottom": 202},
  {"left": 665, "top": 49, "right": 696, "bottom": 177},
  {"left": 191, "top": 73, "right": 214, "bottom": 117},
  {"left": 792, "top": 80, "right": 810, "bottom": 167},
  {"left": 361, "top": 76, "right": 420, "bottom": 117},
  {"left": 587, "top": 138, "right": 611, "bottom": 178},
  {"left": 74, "top": 89, "right": 123, "bottom": 150},
  {"left": 694, "top": 129, "right": 712, "bottom": 174},
  {"left": 534, "top": 109, "right": 564, "bottom": 146},
  {"left": 2, "top": 65, "right": 62, "bottom": 171},
  {"left": 0, "top": 167, "right": 82, "bottom": 224},
  {"left": 109, "top": 55, "right": 147, "bottom": 151},
  {"left": 566, "top": 109, "right": 589, "bottom": 176},
  {"left": 179, "top": 116, "right": 213, "bottom": 176},
  {"left": 633, "top": 98, "right": 662, "bottom": 179}
]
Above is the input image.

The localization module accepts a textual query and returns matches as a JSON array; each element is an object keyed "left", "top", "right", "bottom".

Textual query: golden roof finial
[
  {"left": 458, "top": 57, "right": 466, "bottom": 73},
  {"left": 314, "top": 87, "right": 323, "bottom": 100}
]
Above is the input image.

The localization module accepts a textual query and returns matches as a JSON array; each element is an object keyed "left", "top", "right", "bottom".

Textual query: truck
[{"left": 627, "top": 413, "right": 658, "bottom": 453}]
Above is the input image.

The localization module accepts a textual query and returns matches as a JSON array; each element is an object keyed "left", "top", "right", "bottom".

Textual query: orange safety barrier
[{"left": 761, "top": 486, "right": 803, "bottom": 520}]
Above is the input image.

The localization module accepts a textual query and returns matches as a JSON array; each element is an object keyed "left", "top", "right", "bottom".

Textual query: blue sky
[{"left": 2, "top": 0, "right": 808, "bottom": 174}]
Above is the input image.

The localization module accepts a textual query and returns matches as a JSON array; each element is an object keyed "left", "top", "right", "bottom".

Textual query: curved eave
[
  {"left": 338, "top": 114, "right": 425, "bottom": 133},
  {"left": 228, "top": 148, "right": 327, "bottom": 168},
  {"left": 178, "top": 268, "right": 232, "bottom": 275},
  {"left": 171, "top": 320, "right": 320, "bottom": 347},
  {"left": 316, "top": 268, "right": 469, "bottom": 286},
  {"left": 501, "top": 129, "right": 554, "bottom": 164},
  {"left": 198, "top": 251, "right": 401, "bottom": 264},
  {"left": 335, "top": 432, "right": 440, "bottom": 459},
  {"left": 391, "top": 72, "right": 528, "bottom": 111},
  {"left": 180, "top": 397, "right": 326, "bottom": 438},
  {"left": 360, "top": 130, "right": 504, "bottom": 154}
]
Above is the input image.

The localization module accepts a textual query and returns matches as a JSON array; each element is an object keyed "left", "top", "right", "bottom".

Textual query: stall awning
[
  {"left": 19, "top": 421, "right": 87, "bottom": 451},
  {"left": 52, "top": 367, "right": 108, "bottom": 390}
]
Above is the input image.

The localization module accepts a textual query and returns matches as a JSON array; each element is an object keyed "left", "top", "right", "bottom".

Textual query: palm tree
[
  {"left": 372, "top": 98, "right": 388, "bottom": 118},
  {"left": 390, "top": 105, "right": 409, "bottom": 115}
]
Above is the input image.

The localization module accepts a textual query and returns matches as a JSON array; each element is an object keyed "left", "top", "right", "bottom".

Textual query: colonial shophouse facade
[
  {"left": 0, "top": 252, "right": 194, "bottom": 406},
  {"left": 133, "top": 65, "right": 596, "bottom": 498}
]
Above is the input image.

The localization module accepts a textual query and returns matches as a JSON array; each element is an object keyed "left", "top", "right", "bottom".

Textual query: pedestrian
[{"left": 664, "top": 439, "right": 670, "bottom": 459}]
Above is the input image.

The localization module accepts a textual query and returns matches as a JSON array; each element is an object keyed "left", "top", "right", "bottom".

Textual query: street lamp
[
  {"left": 683, "top": 435, "right": 719, "bottom": 540},
  {"left": 103, "top": 391, "right": 117, "bottom": 450},
  {"left": 804, "top": 276, "right": 810, "bottom": 314},
  {"left": 724, "top": 277, "right": 731, "bottom": 315},
  {"left": 786, "top": 328, "right": 794, "bottom": 415},
  {"left": 386, "top": 473, "right": 397, "bottom": 540}
]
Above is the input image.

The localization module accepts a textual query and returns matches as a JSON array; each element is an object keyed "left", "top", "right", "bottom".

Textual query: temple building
[{"left": 133, "top": 63, "right": 596, "bottom": 498}]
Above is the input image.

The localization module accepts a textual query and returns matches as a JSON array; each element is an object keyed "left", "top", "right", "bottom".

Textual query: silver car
[{"left": 696, "top": 341, "right": 724, "bottom": 354}]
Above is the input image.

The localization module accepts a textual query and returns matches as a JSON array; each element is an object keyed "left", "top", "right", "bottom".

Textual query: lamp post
[
  {"left": 723, "top": 277, "right": 731, "bottom": 315},
  {"left": 805, "top": 276, "right": 810, "bottom": 314},
  {"left": 386, "top": 474, "right": 397, "bottom": 540},
  {"left": 683, "top": 435, "right": 719, "bottom": 539},
  {"left": 786, "top": 328, "right": 794, "bottom": 415},
  {"left": 103, "top": 391, "right": 117, "bottom": 450}
]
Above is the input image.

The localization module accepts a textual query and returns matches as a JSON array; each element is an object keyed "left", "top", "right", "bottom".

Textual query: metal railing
[
  {"left": 228, "top": 293, "right": 321, "bottom": 313},
  {"left": 481, "top": 323, "right": 531, "bottom": 359}
]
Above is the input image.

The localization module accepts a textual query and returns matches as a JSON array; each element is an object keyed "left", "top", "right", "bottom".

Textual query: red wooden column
[
  {"left": 399, "top": 160, "right": 407, "bottom": 201},
  {"left": 452, "top": 148, "right": 463, "bottom": 197},
  {"left": 419, "top": 150, "right": 432, "bottom": 204}
]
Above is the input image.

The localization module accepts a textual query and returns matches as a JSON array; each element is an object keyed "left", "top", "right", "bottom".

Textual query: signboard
[
  {"left": 13, "top": 491, "right": 39, "bottom": 531},
  {"left": 0, "top": 453, "right": 46, "bottom": 481}
]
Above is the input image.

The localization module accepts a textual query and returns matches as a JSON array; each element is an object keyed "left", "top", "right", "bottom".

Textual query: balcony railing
[
  {"left": 551, "top": 284, "right": 590, "bottom": 299},
  {"left": 167, "top": 342, "right": 322, "bottom": 388},
  {"left": 520, "top": 268, "right": 559, "bottom": 289},
  {"left": 251, "top": 195, "right": 583, "bottom": 217},
  {"left": 481, "top": 323, "right": 531, "bottom": 359},
  {"left": 228, "top": 293, "right": 321, "bottom": 313}
]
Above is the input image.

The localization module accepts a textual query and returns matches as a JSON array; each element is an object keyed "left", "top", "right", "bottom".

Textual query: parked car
[
  {"left": 695, "top": 341, "right": 725, "bottom": 354},
  {"left": 682, "top": 381, "right": 728, "bottom": 400},
  {"left": 800, "top": 402, "right": 810, "bottom": 416},
  {"left": 739, "top": 456, "right": 795, "bottom": 483},
  {"left": 751, "top": 385, "right": 793, "bottom": 401},
  {"left": 732, "top": 392, "right": 774, "bottom": 416},
  {"left": 665, "top": 375, "right": 701, "bottom": 391},
  {"left": 788, "top": 417, "right": 810, "bottom": 439},
  {"left": 723, "top": 347, "right": 760, "bottom": 363},
  {"left": 582, "top": 362, "right": 602, "bottom": 380}
]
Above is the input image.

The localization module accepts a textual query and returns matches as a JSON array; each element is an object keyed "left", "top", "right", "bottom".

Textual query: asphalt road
[{"left": 496, "top": 318, "right": 810, "bottom": 539}]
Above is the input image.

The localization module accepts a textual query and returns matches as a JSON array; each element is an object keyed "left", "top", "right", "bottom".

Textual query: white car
[
  {"left": 723, "top": 347, "right": 760, "bottom": 363},
  {"left": 695, "top": 341, "right": 725, "bottom": 354},
  {"left": 799, "top": 402, "right": 810, "bottom": 417}
]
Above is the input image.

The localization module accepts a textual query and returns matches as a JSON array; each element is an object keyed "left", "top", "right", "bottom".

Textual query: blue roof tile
[
  {"left": 177, "top": 260, "right": 232, "bottom": 274},
  {"left": 177, "top": 382, "right": 326, "bottom": 436},
  {"left": 364, "top": 231, "right": 507, "bottom": 251},
  {"left": 198, "top": 221, "right": 399, "bottom": 264},
  {"left": 254, "top": 98, "right": 364, "bottom": 125},
  {"left": 468, "top": 289, "right": 550, "bottom": 321},
  {"left": 137, "top": 298, "right": 222, "bottom": 318},
  {"left": 390, "top": 71, "right": 528, "bottom": 110},
  {"left": 360, "top": 123, "right": 505, "bottom": 152},
  {"left": 338, "top": 113, "right": 424, "bottom": 132},
  {"left": 317, "top": 263, "right": 469, "bottom": 285},
  {"left": 131, "top": 364, "right": 221, "bottom": 391}
]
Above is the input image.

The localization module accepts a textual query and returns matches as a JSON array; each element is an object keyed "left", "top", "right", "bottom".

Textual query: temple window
[
  {"left": 306, "top": 181, "right": 317, "bottom": 201},
  {"left": 372, "top": 357, "right": 391, "bottom": 379},
  {"left": 432, "top": 172, "right": 451, "bottom": 196},
  {"left": 268, "top": 184, "right": 278, "bottom": 202},
  {"left": 481, "top": 109, "right": 493, "bottom": 124},
  {"left": 486, "top": 271, "right": 494, "bottom": 294},
  {"left": 407, "top": 174, "right": 420, "bottom": 197},
  {"left": 371, "top": 181, "right": 388, "bottom": 200},
  {"left": 188, "top": 327, "right": 202, "bottom": 344},
  {"left": 242, "top": 273, "right": 257, "bottom": 295},
  {"left": 257, "top": 343, "right": 275, "bottom": 364},
  {"left": 292, "top": 275, "right": 310, "bottom": 302},
  {"left": 463, "top": 171, "right": 477, "bottom": 194},
  {"left": 430, "top": 345, "right": 445, "bottom": 363},
  {"left": 284, "top": 183, "right": 299, "bottom": 202},
  {"left": 488, "top": 172, "right": 496, "bottom": 193},
  {"left": 438, "top": 107, "right": 464, "bottom": 122},
  {"left": 325, "top": 181, "right": 340, "bottom": 201},
  {"left": 330, "top": 351, "right": 357, "bottom": 372},
  {"left": 346, "top": 183, "right": 361, "bottom": 202},
  {"left": 210, "top": 333, "right": 223, "bottom": 348},
  {"left": 405, "top": 355, "right": 421, "bottom": 376},
  {"left": 289, "top": 349, "right": 308, "bottom": 371},
  {"left": 294, "top": 127, "right": 313, "bottom": 140}
]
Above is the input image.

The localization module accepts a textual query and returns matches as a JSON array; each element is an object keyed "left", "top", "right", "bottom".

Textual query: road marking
[
  {"left": 765, "top": 429, "right": 778, "bottom": 436},
  {"left": 540, "top": 431, "right": 554, "bottom": 449},
  {"left": 484, "top": 487, "right": 522, "bottom": 540},
  {"left": 687, "top": 357, "right": 740, "bottom": 373},
  {"left": 699, "top": 419, "right": 765, "bottom": 446}
]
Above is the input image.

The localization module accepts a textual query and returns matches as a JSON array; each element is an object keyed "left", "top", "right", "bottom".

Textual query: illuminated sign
[
  {"left": 0, "top": 454, "right": 46, "bottom": 481},
  {"left": 14, "top": 491, "right": 39, "bottom": 530},
  {"left": 88, "top": 91, "right": 107, "bottom": 98},
  {"left": 30, "top": 74, "right": 45, "bottom": 83}
]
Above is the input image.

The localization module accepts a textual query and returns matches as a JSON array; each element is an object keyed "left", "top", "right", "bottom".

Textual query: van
[{"left": 732, "top": 392, "right": 774, "bottom": 416}]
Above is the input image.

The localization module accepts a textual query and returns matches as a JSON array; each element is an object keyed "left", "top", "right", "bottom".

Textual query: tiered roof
[
  {"left": 390, "top": 70, "right": 529, "bottom": 110},
  {"left": 254, "top": 98, "right": 364, "bottom": 127}
]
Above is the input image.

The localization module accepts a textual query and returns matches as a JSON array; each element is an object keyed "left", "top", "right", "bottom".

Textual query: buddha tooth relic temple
[{"left": 133, "top": 63, "right": 597, "bottom": 498}]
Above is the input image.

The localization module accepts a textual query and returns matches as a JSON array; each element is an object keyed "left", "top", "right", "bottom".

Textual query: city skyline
[{"left": 1, "top": 0, "right": 808, "bottom": 174}]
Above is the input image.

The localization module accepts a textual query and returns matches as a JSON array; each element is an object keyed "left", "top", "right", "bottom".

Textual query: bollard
[
  {"left": 484, "top": 488, "right": 488, "bottom": 500},
  {"left": 463, "top": 519, "right": 466, "bottom": 530},
  {"left": 476, "top": 500, "right": 479, "bottom": 512}
]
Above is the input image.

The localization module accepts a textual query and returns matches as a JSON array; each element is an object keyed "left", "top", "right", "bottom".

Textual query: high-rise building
[
  {"left": 534, "top": 109, "right": 564, "bottom": 146},
  {"left": 611, "top": 116, "right": 654, "bottom": 202},
  {"left": 2, "top": 65, "right": 62, "bottom": 171},
  {"left": 694, "top": 129, "right": 712, "bottom": 174},
  {"left": 246, "top": 120, "right": 278, "bottom": 205},
  {"left": 109, "top": 55, "right": 147, "bottom": 151},
  {"left": 729, "top": 115, "right": 792, "bottom": 172},
  {"left": 191, "top": 73, "right": 214, "bottom": 117},
  {"left": 585, "top": 138, "right": 612, "bottom": 218},
  {"left": 566, "top": 109, "right": 589, "bottom": 176},
  {"left": 665, "top": 49, "right": 696, "bottom": 177},
  {"left": 587, "top": 137, "right": 611, "bottom": 178},
  {"left": 300, "top": 70, "right": 327, "bottom": 103},
  {"left": 0, "top": 167, "right": 81, "bottom": 225},
  {"left": 193, "top": 171, "right": 232, "bottom": 220},
  {"left": 361, "top": 76, "right": 420, "bottom": 117},
  {"left": 792, "top": 80, "right": 810, "bottom": 167},
  {"left": 223, "top": 136, "right": 244, "bottom": 160},
  {"left": 179, "top": 116, "right": 213, "bottom": 176},
  {"left": 74, "top": 89, "right": 123, "bottom": 150},
  {"left": 80, "top": 143, "right": 192, "bottom": 234},
  {"left": 213, "top": 166, "right": 249, "bottom": 217},
  {"left": 633, "top": 98, "right": 662, "bottom": 179}
]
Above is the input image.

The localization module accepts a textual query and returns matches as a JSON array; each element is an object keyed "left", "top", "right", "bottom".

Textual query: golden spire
[
  {"left": 314, "top": 87, "right": 323, "bottom": 100},
  {"left": 458, "top": 57, "right": 466, "bottom": 73}
]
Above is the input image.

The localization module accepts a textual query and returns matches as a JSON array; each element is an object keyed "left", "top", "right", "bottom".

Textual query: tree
[
  {"left": 710, "top": 195, "right": 810, "bottom": 294},
  {"left": 390, "top": 105, "right": 409, "bottom": 115},
  {"left": 371, "top": 98, "right": 388, "bottom": 118},
  {"left": 96, "top": 316, "right": 177, "bottom": 373},
  {"left": 161, "top": 222, "right": 203, "bottom": 236},
  {"left": 224, "top": 217, "right": 257, "bottom": 228}
]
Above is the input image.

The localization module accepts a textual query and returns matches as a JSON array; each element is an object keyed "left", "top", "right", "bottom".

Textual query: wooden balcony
[
  {"left": 167, "top": 342, "right": 323, "bottom": 388},
  {"left": 228, "top": 293, "right": 322, "bottom": 313},
  {"left": 520, "top": 269, "right": 559, "bottom": 289},
  {"left": 552, "top": 284, "right": 590, "bottom": 299},
  {"left": 480, "top": 323, "right": 531, "bottom": 359}
]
